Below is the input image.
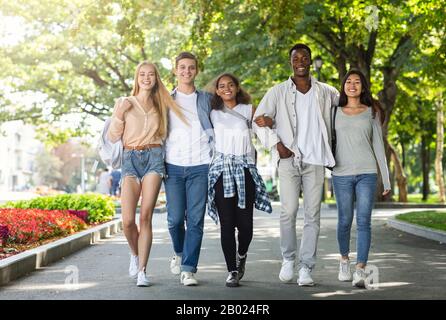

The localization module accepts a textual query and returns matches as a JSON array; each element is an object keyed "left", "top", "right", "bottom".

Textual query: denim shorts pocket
[{"left": 123, "top": 150, "right": 132, "bottom": 160}]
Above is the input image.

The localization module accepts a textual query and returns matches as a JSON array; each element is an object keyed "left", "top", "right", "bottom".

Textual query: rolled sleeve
[
  {"left": 329, "top": 86, "right": 340, "bottom": 106},
  {"left": 107, "top": 98, "right": 125, "bottom": 143},
  {"left": 372, "top": 117, "right": 391, "bottom": 190},
  {"left": 253, "top": 87, "right": 281, "bottom": 149}
]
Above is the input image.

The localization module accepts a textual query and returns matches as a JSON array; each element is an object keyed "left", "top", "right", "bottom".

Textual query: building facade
[{"left": 0, "top": 121, "right": 41, "bottom": 192}]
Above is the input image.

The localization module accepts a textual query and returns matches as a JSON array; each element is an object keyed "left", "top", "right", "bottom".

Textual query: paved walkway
[{"left": 0, "top": 208, "right": 445, "bottom": 300}]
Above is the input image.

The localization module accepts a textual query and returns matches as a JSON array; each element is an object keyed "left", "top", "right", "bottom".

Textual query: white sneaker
[
  {"left": 225, "top": 271, "right": 240, "bottom": 287},
  {"left": 338, "top": 259, "right": 352, "bottom": 281},
  {"left": 352, "top": 268, "right": 367, "bottom": 288},
  {"left": 129, "top": 254, "right": 139, "bottom": 279},
  {"left": 136, "top": 270, "right": 150, "bottom": 287},
  {"left": 170, "top": 254, "right": 181, "bottom": 275},
  {"left": 279, "top": 259, "right": 295, "bottom": 282},
  {"left": 298, "top": 266, "right": 314, "bottom": 286},
  {"left": 180, "top": 271, "right": 198, "bottom": 286}
]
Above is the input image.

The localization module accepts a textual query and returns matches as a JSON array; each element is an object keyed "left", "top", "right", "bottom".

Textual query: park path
[{"left": 0, "top": 208, "right": 445, "bottom": 300}]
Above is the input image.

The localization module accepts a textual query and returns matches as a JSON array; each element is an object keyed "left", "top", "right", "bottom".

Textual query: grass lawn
[
  {"left": 395, "top": 211, "right": 446, "bottom": 232},
  {"left": 405, "top": 194, "right": 443, "bottom": 204}
]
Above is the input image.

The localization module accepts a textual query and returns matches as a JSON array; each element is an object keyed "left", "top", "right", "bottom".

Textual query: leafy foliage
[
  {"left": 0, "top": 0, "right": 445, "bottom": 200},
  {"left": 2, "top": 193, "right": 116, "bottom": 223}
]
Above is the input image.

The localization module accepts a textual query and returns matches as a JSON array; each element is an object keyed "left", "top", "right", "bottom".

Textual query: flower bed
[
  {"left": 0, "top": 194, "right": 117, "bottom": 260},
  {"left": 2, "top": 193, "right": 115, "bottom": 223},
  {"left": 0, "top": 208, "right": 87, "bottom": 260}
]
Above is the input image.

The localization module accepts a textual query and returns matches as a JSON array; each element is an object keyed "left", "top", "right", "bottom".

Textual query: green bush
[{"left": 2, "top": 193, "right": 116, "bottom": 223}]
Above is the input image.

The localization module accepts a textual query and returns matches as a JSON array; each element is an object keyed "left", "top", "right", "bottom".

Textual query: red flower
[{"left": 0, "top": 209, "right": 87, "bottom": 244}]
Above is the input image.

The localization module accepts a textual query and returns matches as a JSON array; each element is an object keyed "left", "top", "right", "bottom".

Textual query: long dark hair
[
  {"left": 210, "top": 73, "right": 251, "bottom": 110},
  {"left": 339, "top": 69, "right": 385, "bottom": 124}
]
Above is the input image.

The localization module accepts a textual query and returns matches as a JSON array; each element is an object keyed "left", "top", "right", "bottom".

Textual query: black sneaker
[
  {"left": 237, "top": 254, "right": 247, "bottom": 280},
  {"left": 225, "top": 271, "right": 239, "bottom": 287}
]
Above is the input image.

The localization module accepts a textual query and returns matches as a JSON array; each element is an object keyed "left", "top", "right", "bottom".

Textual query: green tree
[
  {"left": 1, "top": 0, "right": 445, "bottom": 202},
  {"left": 188, "top": 0, "right": 446, "bottom": 201},
  {"left": 0, "top": 0, "right": 192, "bottom": 124}
]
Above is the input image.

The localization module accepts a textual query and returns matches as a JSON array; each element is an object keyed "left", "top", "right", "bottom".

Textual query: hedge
[{"left": 2, "top": 193, "right": 116, "bottom": 223}]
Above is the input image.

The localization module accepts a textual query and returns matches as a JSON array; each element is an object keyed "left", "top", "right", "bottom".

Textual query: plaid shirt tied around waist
[{"left": 207, "top": 152, "right": 272, "bottom": 224}]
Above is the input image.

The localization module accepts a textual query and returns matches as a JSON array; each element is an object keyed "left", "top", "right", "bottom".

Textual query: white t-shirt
[
  {"left": 211, "top": 104, "right": 255, "bottom": 162},
  {"left": 294, "top": 86, "right": 327, "bottom": 166},
  {"left": 165, "top": 91, "right": 212, "bottom": 166}
]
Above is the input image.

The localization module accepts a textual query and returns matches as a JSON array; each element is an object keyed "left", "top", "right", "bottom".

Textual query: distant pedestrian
[
  {"left": 97, "top": 168, "right": 112, "bottom": 195},
  {"left": 111, "top": 169, "right": 122, "bottom": 196}
]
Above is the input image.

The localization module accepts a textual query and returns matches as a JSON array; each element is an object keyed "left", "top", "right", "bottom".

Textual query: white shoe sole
[
  {"left": 298, "top": 280, "right": 315, "bottom": 287},
  {"left": 338, "top": 274, "right": 352, "bottom": 282},
  {"left": 137, "top": 281, "right": 150, "bottom": 287},
  {"left": 279, "top": 275, "right": 293, "bottom": 283}
]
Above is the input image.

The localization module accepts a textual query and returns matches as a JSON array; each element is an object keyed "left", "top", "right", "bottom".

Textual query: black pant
[{"left": 214, "top": 169, "right": 255, "bottom": 272}]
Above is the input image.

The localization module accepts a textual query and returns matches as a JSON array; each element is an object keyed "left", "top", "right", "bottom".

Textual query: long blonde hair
[{"left": 131, "top": 61, "right": 187, "bottom": 139}]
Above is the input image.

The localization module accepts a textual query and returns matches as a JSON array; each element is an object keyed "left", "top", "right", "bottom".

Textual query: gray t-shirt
[{"left": 332, "top": 107, "right": 391, "bottom": 190}]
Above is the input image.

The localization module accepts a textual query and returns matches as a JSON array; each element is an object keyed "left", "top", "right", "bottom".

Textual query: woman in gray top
[{"left": 332, "top": 69, "right": 391, "bottom": 288}]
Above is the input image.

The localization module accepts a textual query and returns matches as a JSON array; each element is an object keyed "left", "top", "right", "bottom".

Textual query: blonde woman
[{"left": 108, "top": 61, "right": 186, "bottom": 287}]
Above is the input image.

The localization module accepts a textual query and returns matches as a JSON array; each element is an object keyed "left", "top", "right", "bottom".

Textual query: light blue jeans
[
  {"left": 332, "top": 174, "right": 377, "bottom": 264},
  {"left": 164, "top": 163, "right": 209, "bottom": 273}
]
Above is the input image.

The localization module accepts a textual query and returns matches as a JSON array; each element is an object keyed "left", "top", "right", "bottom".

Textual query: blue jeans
[
  {"left": 164, "top": 163, "right": 209, "bottom": 273},
  {"left": 332, "top": 174, "right": 377, "bottom": 264}
]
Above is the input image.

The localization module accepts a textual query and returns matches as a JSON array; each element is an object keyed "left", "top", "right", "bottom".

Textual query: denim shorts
[{"left": 121, "top": 147, "right": 165, "bottom": 182}]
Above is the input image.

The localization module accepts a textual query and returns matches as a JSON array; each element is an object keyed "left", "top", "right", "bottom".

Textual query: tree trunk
[
  {"left": 421, "top": 136, "right": 431, "bottom": 201},
  {"left": 435, "top": 97, "right": 445, "bottom": 203},
  {"left": 335, "top": 55, "right": 347, "bottom": 85},
  {"left": 401, "top": 142, "right": 406, "bottom": 169},
  {"left": 377, "top": 67, "right": 400, "bottom": 201},
  {"left": 388, "top": 143, "right": 408, "bottom": 202}
]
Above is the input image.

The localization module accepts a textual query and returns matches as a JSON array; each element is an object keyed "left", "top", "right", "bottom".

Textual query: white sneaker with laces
[
  {"left": 352, "top": 268, "right": 367, "bottom": 288},
  {"left": 180, "top": 271, "right": 198, "bottom": 286},
  {"left": 129, "top": 254, "right": 139, "bottom": 279},
  {"left": 338, "top": 259, "right": 352, "bottom": 281},
  {"left": 170, "top": 254, "right": 182, "bottom": 275},
  {"left": 279, "top": 259, "right": 295, "bottom": 282},
  {"left": 298, "top": 266, "right": 314, "bottom": 286},
  {"left": 136, "top": 270, "right": 150, "bottom": 287}
]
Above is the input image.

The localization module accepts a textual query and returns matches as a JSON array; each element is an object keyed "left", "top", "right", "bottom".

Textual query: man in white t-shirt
[
  {"left": 253, "top": 44, "right": 339, "bottom": 286},
  {"left": 164, "top": 52, "right": 214, "bottom": 286}
]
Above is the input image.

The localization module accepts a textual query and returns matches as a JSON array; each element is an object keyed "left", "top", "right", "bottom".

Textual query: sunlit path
[{"left": 0, "top": 208, "right": 445, "bottom": 300}]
